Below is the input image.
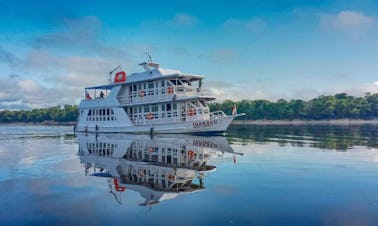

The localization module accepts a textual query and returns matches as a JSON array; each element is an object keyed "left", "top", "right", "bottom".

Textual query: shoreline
[
  {"left": 0, "top": 121, "right": 76, "bottom": 126},
  {"left": 231, "top": 119, "right": 378, "bottom": 125},
  {"left": 1, "top": 119, "right": 378, "bottom": 126}
]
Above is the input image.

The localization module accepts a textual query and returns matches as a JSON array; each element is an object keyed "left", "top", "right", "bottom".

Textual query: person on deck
[{"left": 100, "top": 91, "right": 105, "bottom": 98}]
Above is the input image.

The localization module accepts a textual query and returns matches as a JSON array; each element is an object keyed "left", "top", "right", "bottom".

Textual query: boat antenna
[
  {"left": 109, "top": 65, "right": 121, "bottom": 83},
  {"left": 146, "top": 52, "right": 152, "bottom": 63}
]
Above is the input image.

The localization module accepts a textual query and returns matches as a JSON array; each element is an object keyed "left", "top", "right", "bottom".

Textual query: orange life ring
[
  {"left": 187, "top": 108, "right": 195, "bottom": 116},
  {"left": 146, "top": 112, "right": 154, "bottom": 120},
  {"left": 167, "top": 86, "right": 174, "bottom": 94},
  {"left": 167, "top": 174, "right": 175, "bottom": 181},
  {"left": 139, "top": 90, "right": 145, "bottom": 97},
  {"left": 188, "top": 150, "right": 195, "bottom": 159},
  {"left": 114, "top": 71, "right": 126, "bottom": 83}
]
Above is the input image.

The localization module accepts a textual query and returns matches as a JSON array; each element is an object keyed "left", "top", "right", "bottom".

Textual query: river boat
[{"left": 75, "top": 60, "right": 244, "bottom": 133}]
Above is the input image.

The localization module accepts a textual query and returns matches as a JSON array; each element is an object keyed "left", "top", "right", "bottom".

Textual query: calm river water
[{"left": 0, "top": 124, "right": 377, "bottom": 226}]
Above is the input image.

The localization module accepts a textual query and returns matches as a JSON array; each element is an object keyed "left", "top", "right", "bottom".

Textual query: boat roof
[{"left": 85, "top": 62, "right": 204, "bottom": 90}]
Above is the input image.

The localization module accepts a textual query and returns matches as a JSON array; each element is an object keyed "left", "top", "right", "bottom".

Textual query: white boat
[
  {"left": 75, "top": 61, "right": 244, "bottom": 133},
  {"left": 77, "top": 133, "right": 239, "bottom": 205}
]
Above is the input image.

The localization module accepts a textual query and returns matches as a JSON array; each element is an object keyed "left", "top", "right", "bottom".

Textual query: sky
[{"left": 0, "top": 0, "right": 378, "bottom": 110}]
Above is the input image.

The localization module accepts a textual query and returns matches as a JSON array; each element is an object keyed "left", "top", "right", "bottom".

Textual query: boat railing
[
  {"left": 117, "top": 85, "right": 202, "bottom": 105},
  {"left": 210, "top": 110, "right": 226, "bottom": 120},
  {"left": 131, "top": 110, "right": 210, "bottom": 126}
]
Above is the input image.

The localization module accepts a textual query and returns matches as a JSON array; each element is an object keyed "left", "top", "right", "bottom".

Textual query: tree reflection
[{"left": 226, "top": 124, "right": 378, "bottom": 151}]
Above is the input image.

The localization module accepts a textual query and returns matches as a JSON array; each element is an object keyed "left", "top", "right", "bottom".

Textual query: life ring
[
  {"left": 167, "top": 86, "right": 174, "bottom": 94},
  {"left": 188, "top": 150, "right": 195, "bottom": 159},
  {"left": 114, "top": 71, "right": 126, "bottom": 83},
  {"left": 167, "top": 174, "right": 175, "bottom": 181},
  {"left": 187, "top": 108, "right": 195, "bottom": 116},
  {"left": 146, "top": 112, "right": 154, "bottom": 120},
  {"left": 113, "top": 178, "right": 126, "bottom": 192},
  {"left": 139, "top": 90, "right": 145, "bottom": 97}
]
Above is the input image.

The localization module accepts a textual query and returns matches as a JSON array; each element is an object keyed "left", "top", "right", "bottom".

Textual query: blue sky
[{"left": 0, "top": 0, "right": 378, "bottom": 109}]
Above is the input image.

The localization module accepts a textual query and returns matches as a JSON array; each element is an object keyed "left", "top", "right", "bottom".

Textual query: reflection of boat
[
  {"left": 75, "top": 60, "right": 244, "bottom": 133},
  {"left": 77, "top": 132, "right": 236, "bottom": 205}
]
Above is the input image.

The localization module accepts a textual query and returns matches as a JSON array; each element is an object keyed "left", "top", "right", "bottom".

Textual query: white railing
[
  {"left": 117, "top": 85, "right": 201, "bottom": 105},
  {"left": 130, "top": 108, "right": 210, "bottom": 126},
  {"left": 210, "top": 110, "right": 226, "bottom": 120}
]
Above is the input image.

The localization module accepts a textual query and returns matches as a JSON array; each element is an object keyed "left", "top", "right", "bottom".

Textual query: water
[{"left": 0, "top": 124, "right": 378, "bottom": 226}]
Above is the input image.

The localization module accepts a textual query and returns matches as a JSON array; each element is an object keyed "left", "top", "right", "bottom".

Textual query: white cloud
[
  {"left": 320, "top": 11, "right": 376, "bottom": 33},
  {"left": 209, "top": 49, "right": 237, "bottom": 63},
  {"left": 374, "top": 81, "right": 378, "bottom": 86},
  {"left": 205, "top": 80, "right": 277, "bottom": 102},
  {"left": 223, "top": 17, "right": 266, "bottom": 33},
  {"left": 169, "top": 14, "right": 198, "bottom": 27}
]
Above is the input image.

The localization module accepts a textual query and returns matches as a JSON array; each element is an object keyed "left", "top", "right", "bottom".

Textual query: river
[{"left": 0, "top": 124, "right": 377, "bottom": 226}]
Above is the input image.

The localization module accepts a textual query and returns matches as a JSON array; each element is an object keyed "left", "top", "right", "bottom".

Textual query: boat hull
[{"left": 75, "top": 114, "right": 243, "bottom": 134}]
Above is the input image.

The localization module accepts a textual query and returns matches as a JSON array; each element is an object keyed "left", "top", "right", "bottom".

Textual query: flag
[{"left": 232, "top": 104, "right": 237, "bottom": 115}]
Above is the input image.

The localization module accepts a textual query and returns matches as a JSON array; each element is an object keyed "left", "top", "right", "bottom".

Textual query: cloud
[
  {"left": 209, "top": 49, "right": 237, "bottom": 63},
  {"left": 374, "top": 81, "right": 378, "bottom": 86},
  {"left": 223, "top": 17, "right": 266, "bottom": 33},
  {"left": 0, "top": 46, "right": 21, "bottom": 67},
  {"left": 205, "top": 80, "right": 277, "bottom": 102},
  {"left": 320, "top": 11, "right": 376, "bottom": 34},
  {"left": 168, "top": 14, "right": 198, "bottom": 27},
  {"left": 0, "top": 76, "right": 82, "bottom": 110},
  {"left": 33, "top": 16, "right": 125, "bottom": 57}
]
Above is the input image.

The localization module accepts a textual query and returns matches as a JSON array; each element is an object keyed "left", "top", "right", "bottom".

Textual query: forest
[
  {"left": 209, "top": 93, "right": 378, "bottom": 120},
  {"left": 0, "top": 105, "right": 78, "bottom": 123},
  {"left": 0, "top": 93, "right": 377, "bottom": 123}
]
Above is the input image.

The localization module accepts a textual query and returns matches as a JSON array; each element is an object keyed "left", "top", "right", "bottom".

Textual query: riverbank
[
  {"left": 0, "top": 121, "right": 76, "bottom": 126},
  {"left": 232, "top": 119, "right": 378, "bottom": 125}
]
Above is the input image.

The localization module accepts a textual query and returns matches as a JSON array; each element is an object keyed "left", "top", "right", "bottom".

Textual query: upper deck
[{"left": 81, "top": 62, "right": 214, "bottom": 107}]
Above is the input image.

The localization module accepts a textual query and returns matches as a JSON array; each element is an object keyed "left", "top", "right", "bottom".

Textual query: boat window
[
  {"left": 152, "top": 105, "right": 158, "bottom": 112},
  {"left": 107, "top": 109, "right": 110, "bottom": 115},
  {"left": 138, "top": 84, "right": 142, "bottom": 90},
  {"left": 148, "top": 82, "right": 154, "bottom": 89},
  {"left": 173, "top": 103, "right": 177, "bottom": 110},
  {"left": 169, "top": 80, "right": 176, "bottom": 85},
  {"left": 161, "top": 80, "right": 165, "bottom": 87},
  {"left": 167, "top": 103, "right": 171, "bottom": 111},
  {"left": 161, "top": 104, "right": 166, "bottom": 111},
  {"left": 144, "top": 106, "right": 150, "bottom": 113},
  {"left": 102, "top": 109, "right": 106, "bottom": 115},
  {"left": 88, "top": 110, "right": 92, "bottom": 116},
  {"left": 133, "top": 85, "right": 137, "bottom": 91}
]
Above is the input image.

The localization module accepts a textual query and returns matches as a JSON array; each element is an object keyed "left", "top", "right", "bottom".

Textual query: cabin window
[
  {"left": 148, "top": 82, "right": 154, "bottom": 89},
  {"left": 161, "top": 80, "right": 165, "bottom": 87},
  {"left": 88, "top": 110, "right": 92, "bottom": 116},
  {"left": 152, "top": 105, "right": 158, "bottom": 112},
  {"left": 144, "top": 106, "right": 150, "bottom": 113},
  {"left": 173, "top": 103, "right": 177, "bottom": 110}
]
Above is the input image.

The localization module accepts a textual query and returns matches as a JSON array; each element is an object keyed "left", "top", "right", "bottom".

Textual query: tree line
[
  {"left": 209, "top": 93, "right": 378, "bottom": 120},
  {"left": 0, "top": 105, "right": 78, "bottom": 123},
  {"left": 0, "top": 93, "right": 377, "bottom": 123}
]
